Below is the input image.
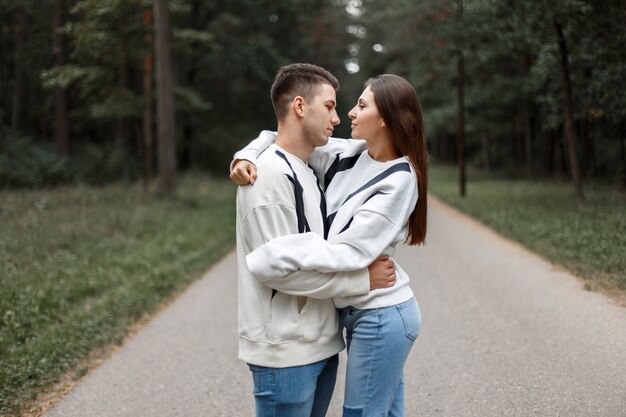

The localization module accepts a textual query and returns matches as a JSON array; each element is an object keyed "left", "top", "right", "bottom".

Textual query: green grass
[
  {"left": 429, "top": 165, "right": 626, "bottom": 303},
  {"left": 0, "top": 175, "right": 236, "bottom": 416}
]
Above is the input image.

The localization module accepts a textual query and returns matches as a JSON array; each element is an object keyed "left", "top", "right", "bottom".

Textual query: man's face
[{"left": 301, "top": 83, "right": 340, "bottom": 148}]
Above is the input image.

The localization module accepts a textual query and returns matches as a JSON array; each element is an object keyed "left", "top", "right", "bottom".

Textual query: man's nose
[{"left": 331, "top": 111, "right": 340, "bottom": 126}]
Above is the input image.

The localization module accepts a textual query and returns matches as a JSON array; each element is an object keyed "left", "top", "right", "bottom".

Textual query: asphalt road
[{"left": 45, "top": 197, "right": 626, "bottom": 417}]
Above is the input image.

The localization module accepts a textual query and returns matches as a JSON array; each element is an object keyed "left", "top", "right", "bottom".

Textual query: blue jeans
[
  {"left": 248, "top": 354, "right": 339, "bottom": 417},
  {"left": 340, "top": 297, "right": 421, "bottom": 417}
]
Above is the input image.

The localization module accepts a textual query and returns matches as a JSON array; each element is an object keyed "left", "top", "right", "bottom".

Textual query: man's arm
[
  {"left": 262, "top": 256, "right": 396, "bottom": 300},
  {"left": 241, "top": 204, "right": 393, "bottom": 299}
]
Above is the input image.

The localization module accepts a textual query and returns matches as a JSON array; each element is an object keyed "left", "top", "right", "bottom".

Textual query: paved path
[{"left": 46, "top": 197, "right": 626, "bottom": 417}]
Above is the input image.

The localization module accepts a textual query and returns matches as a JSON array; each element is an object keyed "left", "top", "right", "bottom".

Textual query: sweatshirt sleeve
[
  {"left": 308, "top": 137, "right": 367, "bottom": 183},
  {"left": 230, "top": 130, "right": 276, "bottom": 172},
  {"left": 240, "top": 204, "right": 370, "bottom": 299},
  {"left": 246, "top": 173, "right": 418, "bottom": 280}
]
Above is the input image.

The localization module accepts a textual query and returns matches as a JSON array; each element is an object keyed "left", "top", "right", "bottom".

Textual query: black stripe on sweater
[
  {"left": 324, "top": 153, "right": 362, "bottom": 189},
  {"left": 335, "top": 191, "right": 388, "bottom": 235},
  {"left": 275, "top": 150, "right": 310, "bottom": 234},
  {"left": 341, "top": 162, "right": 410, "bottom": 206}
]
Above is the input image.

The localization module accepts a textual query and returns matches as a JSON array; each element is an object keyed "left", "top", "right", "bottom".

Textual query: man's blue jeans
[
  {"left": 340, "top": 297, "right": 421, "bottom": 417},
  {"left": 248, "top": 354, "right": 339, "bottom": 417}
]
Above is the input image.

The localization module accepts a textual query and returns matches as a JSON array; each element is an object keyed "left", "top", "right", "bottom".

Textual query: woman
[{"left": 233, "top": 74, "right": 427, "bottom": 417}]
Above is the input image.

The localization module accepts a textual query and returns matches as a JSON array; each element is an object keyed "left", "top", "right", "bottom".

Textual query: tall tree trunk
[
  {"left": 115, "top": 58, "right": 128, "bottom": 151},
  {"left": 519, "top": 54, "right": 533, "bottom": 178},
  {"left": 143, "top": 9, "right": 154, "bottom": 191},
  {"left": 482, "top": 133, "right": 492, "bottom": 172},
  {"left": 618, "top": 124, "right": 626, "bottom": 190},
  {"left": 457, "top": 53, "right": 466, "bottom": 197},
  {"left": 53, "top": 0, "right": 69, "bottom": 156},
  {"left": 154, "top": 0, "right": 177, "bottom": 195},
  {"left": 522, "top": 108, "right": 533, "bottom": 177},
  {"left": 544, "top": 130, "right": 554, "bottom": 175},
  {"left": 582, "top": 118, "right": 594, "bottom": 177},
  {"left": 11, "top": 11, "right": 25, "bottom": 131},
  {"left": 554, "top": 17, "right": 584, "bottom": 198},
  {"left": 457, "top": 0, "right": 466, "bottom": 197}
]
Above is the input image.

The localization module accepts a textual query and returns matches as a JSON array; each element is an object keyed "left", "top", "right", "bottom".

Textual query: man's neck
[{"left": 275, "top": 125, "right": 313, "bottom": 162}]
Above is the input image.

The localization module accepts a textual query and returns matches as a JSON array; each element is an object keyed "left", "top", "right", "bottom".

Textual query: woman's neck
[{"left": 366, "top": 132, "right": 400, "bottom": 162}]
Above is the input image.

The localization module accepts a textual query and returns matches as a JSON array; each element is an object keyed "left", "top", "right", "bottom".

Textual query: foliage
[
  {"left": 346, "top": 0, "right": 626, "bottom": 186},
  {"left": 0, "top": 0, "right": 624, "bottom": 186},
  {"left": 0, "top": 132, "right": 73, "bottom": 188},
  {"left": 0, "top": 175, "right": 236, "bottom": 415},
  {"left": 0, "top": 129, "right": 139, "bottom": 188}
]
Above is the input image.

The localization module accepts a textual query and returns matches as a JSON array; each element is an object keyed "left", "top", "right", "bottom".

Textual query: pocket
[
  {"left": 270, "top": 292, "right": 301, "bottom": 341},
  {"left": 396, "top": 298, "right": 421, "bottom": 342},
  {"left": 299, "top": 298, "right": 337, "bottom": 341}
]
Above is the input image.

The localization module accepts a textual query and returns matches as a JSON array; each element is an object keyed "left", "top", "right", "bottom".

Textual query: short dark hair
[{"left": 270, "top": 63, "right": 339, "bottom": 121}]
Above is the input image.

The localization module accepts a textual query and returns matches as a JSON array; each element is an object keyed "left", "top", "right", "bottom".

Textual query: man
[{"left": 234, "top": 63, "right": 395, "bottom": 417}]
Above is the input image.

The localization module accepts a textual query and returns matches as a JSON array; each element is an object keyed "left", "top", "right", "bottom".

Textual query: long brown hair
[{"left": 365, "top": 74, "right": 428, "bottom": 245}]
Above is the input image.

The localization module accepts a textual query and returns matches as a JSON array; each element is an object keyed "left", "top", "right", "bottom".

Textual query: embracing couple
[{"left": 231, "top": 63, "right": 428, "bottom": 417}]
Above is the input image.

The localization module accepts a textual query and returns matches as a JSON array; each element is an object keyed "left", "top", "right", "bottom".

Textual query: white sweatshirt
[
  {"left": 236, "top": 144, "right": 370, "bottom": 368},
  {"left": 235, "top": 131, "right": 418, "bottom": 309}
]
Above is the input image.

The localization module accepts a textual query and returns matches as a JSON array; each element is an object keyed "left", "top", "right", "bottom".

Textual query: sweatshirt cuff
[
  {"left": 246, "top": 245, "right": 274, "bottom": 282},
  {"left": 230, "top": 150, "right": 258, "bottom": 173},
  {"left": 351, "top": 268, "right": 371, "bottom": 296}
]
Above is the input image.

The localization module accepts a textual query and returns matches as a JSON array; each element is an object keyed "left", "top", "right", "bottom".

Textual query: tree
[
  {"left": 142, "top": 7, "right": 154, "bottom": 191},
  {"left": 456, "top": 0, "right": 466, "bottom": 197},
  {"left": 53, "top": 0, "right": 69, "bottom": 156},
  {"left": 554, "top": 16, "right": 583, "bottom": 198},
  {"left": 154, "top": 0, "right": 176, "bottom": 195}
]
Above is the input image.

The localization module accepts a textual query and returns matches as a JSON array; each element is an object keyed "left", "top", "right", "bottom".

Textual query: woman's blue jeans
[
  {"left": 248, "top": 354, "right": 338, "bottom": 417},
  {"left": 339, "top": 297, "right": 421, "bottom": 417}
]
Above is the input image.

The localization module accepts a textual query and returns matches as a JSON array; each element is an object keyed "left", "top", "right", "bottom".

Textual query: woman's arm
[
  {"left": 230, "top": 131, "right": 367, "bottom": 187},
  {"left": 246, "top": 173, "right": 418, "bottom": 281},
  {"left": 230, "top": 130, "right": 276, "bottom": 171},
  {"left": 308, "top": 137, "right": 367, "bottom": 181}
]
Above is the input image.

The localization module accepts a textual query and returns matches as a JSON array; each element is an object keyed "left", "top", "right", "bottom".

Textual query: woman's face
[{"left": 348, "top": 86, "right": 384, "bottom": 140}]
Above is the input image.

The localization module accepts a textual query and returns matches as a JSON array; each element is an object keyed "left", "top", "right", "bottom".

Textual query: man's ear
[{"left": 293, "top": 96, "right": 305, "bottom": 118}]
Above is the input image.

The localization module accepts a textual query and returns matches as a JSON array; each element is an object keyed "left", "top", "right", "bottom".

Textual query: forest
[{"left": 1, "top": 0, "right": 625, "bottom": 197}]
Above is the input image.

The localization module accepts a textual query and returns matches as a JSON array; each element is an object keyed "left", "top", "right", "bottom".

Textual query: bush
[
  {"left": 0, "top": 132, "right": 74, "bottom": 188},
  {"left": 0, "top": 129, "right": 140, "bottom": 188},
  {"left": 73, "top": 142, "right": 139, "bottom": 185}
]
